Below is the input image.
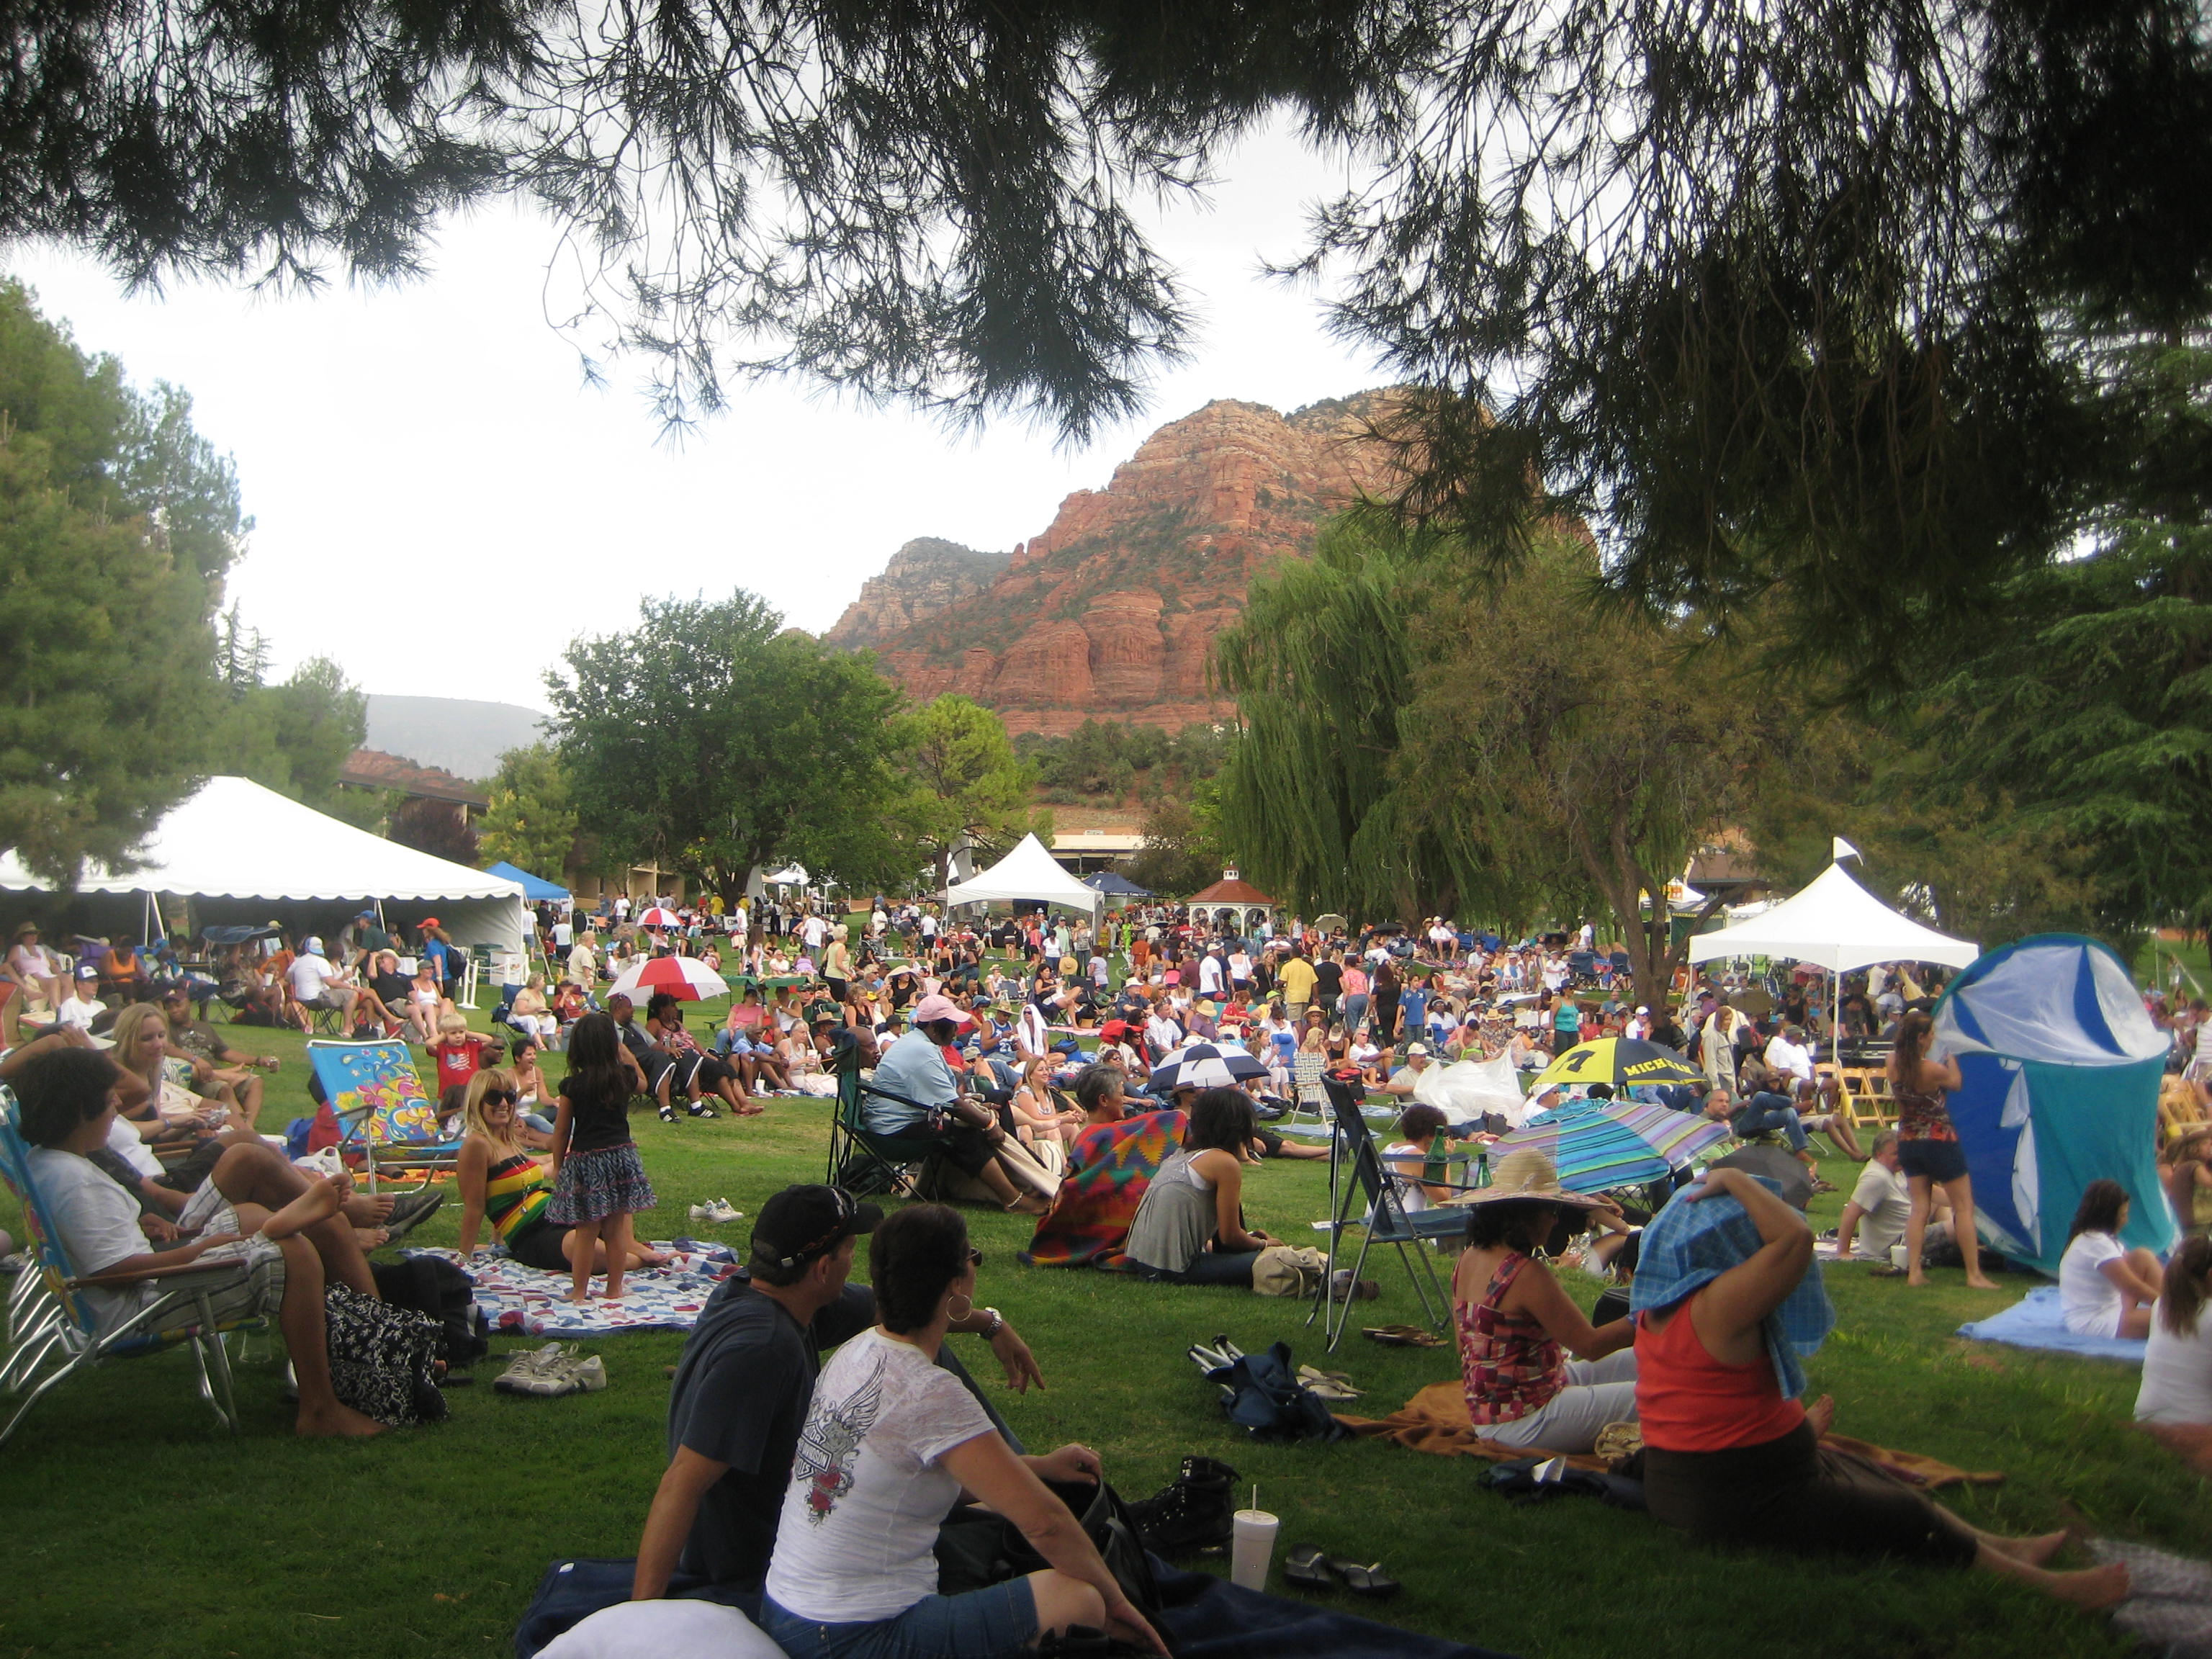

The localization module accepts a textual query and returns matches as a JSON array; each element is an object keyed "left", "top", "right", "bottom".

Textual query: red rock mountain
[{"left": 829, "top": 390, "right": 1406, "bottom": 737}]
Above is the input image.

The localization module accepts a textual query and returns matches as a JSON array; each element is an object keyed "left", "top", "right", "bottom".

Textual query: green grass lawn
[{"left": 3, "top": 1001, "right": 2209, "bottom": 1659}]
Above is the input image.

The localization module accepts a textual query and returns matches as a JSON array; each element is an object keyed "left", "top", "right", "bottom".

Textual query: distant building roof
[
  {"left": 1687, "top": 850, "right": 1766, "bottom": 895},
  {"left": 1051, "top": 831, "right": 1146, "bottom": 855},
  {"left": 1189, "top": 872, "right": 1276, "bottom": 906},
  {"left": 337, "top": 749, "right": 490, "bottom": 809}
]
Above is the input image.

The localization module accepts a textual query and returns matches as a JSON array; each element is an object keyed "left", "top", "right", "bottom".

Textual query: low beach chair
[
  {"left": 0, "top": 1089, "right": 266, "bottom": 1449},
  {"left": 311, "top": 1038, "right": 460, "bottom": 1192}
]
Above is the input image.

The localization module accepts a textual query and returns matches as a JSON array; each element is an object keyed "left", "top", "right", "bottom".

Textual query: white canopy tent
[
  {"left": 0, "top": 775, "right": 529, "bottom": 955},
  {"left": 1686, "top": 860, "right": 1979, "bottom": 974},
  {"left": 1688, "top": 859, "right": 1978, "bottom": 1048},
  {"left": 944, "top": 832, "right": 1102, "bottom": 919}
]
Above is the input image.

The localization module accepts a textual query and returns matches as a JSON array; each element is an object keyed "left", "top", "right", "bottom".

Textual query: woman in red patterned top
[
  {"left": 1888, "top": 1010, "right": 1996, "bottom": 1289},
  {"left": 1452, "top": 1149, "right": 1637, "bottom": 1452}
]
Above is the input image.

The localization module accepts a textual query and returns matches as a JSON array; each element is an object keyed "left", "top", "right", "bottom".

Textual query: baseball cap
[
  {"left": 750, "top": 1184, "right": 883, "bottom": 1271},
  {"left": 912, "top": 993, "right": 963, "bottom": 1025},
  {"left": 1636, "top": 1005, "right": 1650, "bottom": 1015},
  {"left": 356, "top": 909, "right": 376, "bottom": 920},
  {"left": 303, "top": 936, "right": 324, "bottom": 954},
  {"left": 1407, "top": 1042, "right": 1429, "bottom": 1056}
]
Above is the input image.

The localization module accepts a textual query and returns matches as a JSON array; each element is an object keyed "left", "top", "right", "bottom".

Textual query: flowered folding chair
[
  {"left": 0, "top": 1088, "right": 267, "bottom": 1449},
  {"left": 310, "top": 1038, "right": 460, "bottom": 1192}
]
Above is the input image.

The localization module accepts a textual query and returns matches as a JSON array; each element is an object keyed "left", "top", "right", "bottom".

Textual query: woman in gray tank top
[{"left": 1125, "top": 1089, "right": 1280, "bottom": 1287}]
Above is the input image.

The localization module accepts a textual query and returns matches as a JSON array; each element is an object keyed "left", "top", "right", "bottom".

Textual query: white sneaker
[
  {"left": 689, "top": 1197, "right": 742, "bottom": 1225},
  {"left": 562, "top": 1354, "right": 608, "bottom": 1394},
  {"left": 494, "top": 1342, "right": 577, "bottom": 1395}
]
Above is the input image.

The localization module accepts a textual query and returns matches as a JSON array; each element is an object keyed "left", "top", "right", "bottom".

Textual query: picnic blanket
[
  {"left": 1336, "top": 1382, "right": 2002, "bottom": 1488},
  {"left": 408, "top": 1241, "right": 739, "bottom": 1336},
  {"left": 1956, "top": 1284, "right": 2150, "bottom": 1364},
  {"left": 2088, "top": 1537, "right": 2212, "bottom": 1656},
  {"left": 1022, "top": 1108, "right": 1187, "bottom": 1269},
  {"left": 514, "top": 1555, "right": 1519, "bottom": 1659}
]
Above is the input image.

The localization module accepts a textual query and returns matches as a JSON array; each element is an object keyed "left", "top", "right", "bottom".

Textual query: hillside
[
  {"left": 361, "top": 695, "right": 547, "bottom": 781},
  {"left": 824, "top": 538, "right": 1013, "bottom": 649},
  {"left": 838, "top": 390, "right": 1406, "bottom": 736}
]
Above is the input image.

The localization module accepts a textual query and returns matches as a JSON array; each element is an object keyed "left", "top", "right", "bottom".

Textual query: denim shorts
[
  {"left": 1897, "top": 1137, "right": 1969, "bottom": 1184},
  {"left": 760, "top": 1579, "right": 1039, "bottom": 1659}
]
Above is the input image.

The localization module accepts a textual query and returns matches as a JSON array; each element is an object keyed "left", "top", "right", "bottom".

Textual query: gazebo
[{"left": 1187, "top": 868, "right": 1277, "bottom": 934}]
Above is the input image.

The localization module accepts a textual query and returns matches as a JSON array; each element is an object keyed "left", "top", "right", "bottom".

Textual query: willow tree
[{"left": 1211, "top": 514, "right": 1539, "bottom": 927}]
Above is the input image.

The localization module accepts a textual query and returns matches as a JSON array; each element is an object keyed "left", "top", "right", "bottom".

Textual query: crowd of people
[{"left": 22, "top": 889, "right": 2212, "bottom": 1649}]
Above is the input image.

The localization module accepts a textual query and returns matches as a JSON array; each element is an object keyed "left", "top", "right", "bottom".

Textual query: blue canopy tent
[
  {"left": 485, "top": 860, "right": 570, "bottom": 902},
  {"left": 1934, "top": 935, "right": 2172, "bottom": 1274},
  {"left": 1082, "top": 871, "right": 1154, "bottom": 899}
]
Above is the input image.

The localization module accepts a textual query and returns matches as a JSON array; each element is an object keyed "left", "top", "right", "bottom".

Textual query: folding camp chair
[
  {"left": 1287, "top": 1052, "right": 1331, "bottom": 1126},
  {"left": 0, "top": 1089, "right": 268, "bottom": 1449},
  {"left": 1304, "top": 1079, "right": 1470, "bottom": 1351},
  {"left": 822, "top": 1032, "right": 938, "bottom": 1197},
  {"left": 311, "top": 1039, "right": 461, "bottom": 1192}
]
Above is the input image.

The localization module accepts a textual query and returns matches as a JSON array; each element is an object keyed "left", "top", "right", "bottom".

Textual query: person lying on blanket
[
  {"left": 631, "top": 1184, "right": 1045, "bottom": 1599},
  {"left": 10, "top": 1045, "right": 390, "bottom": 1437}
]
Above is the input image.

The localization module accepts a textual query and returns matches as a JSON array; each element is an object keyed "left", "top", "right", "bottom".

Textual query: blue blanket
[
  {"left": 1956, "top": 1285, "right": 2149, "bottom": 1364},
  {"left": 513, "top": 1555, "right": 1516, "bottom": 1659}
]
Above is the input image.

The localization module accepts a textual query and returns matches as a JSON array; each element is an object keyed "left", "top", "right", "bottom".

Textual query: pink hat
[{"left": 912, "top": 994, "right": 963, "bottom": 1025}]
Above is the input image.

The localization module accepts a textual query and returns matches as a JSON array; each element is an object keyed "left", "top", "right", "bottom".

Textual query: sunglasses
[
  {"left": 968, "top": 1247, "right": 985, "bottom": 1269},
  {"left": 483, "top": 1089, "right": 518, "bottom": 1105}
]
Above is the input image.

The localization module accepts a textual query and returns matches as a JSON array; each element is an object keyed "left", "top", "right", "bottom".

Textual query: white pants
[{"left": 1480, "top": 1349, "right": 1640, "bottom": 1452}]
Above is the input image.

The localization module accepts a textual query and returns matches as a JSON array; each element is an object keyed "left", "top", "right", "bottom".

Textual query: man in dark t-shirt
[
  {"left": 631, "top": 1184, "right": 1043, "bottom": 1599},
  {"left": 1312, "top": 953, "right": 1344, "bottom": 1020}
]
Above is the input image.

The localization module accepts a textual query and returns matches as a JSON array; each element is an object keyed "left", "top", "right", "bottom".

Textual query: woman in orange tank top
[{"left": 1634, "top": 1166, "right": 2128, "bottom": 1609}]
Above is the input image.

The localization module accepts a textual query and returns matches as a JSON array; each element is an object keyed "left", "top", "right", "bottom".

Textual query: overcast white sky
[{"left": 2, "top": 122, "right": 1385, "bottom": 710}]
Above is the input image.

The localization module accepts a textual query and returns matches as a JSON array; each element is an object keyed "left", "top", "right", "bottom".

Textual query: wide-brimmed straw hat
[{"left": 1462, "top": 1148, "right": 1608, "bottom": 1209}]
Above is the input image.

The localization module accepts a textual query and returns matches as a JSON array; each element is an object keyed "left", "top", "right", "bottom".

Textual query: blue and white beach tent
[{"left": 1934, "top": 935, "right": 2173, "bottom": 1274}]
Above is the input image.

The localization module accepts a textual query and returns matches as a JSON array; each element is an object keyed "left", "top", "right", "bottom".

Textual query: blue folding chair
[
  {"left": 1305, "top": 1079, "right": 1470, "bottom": 1351},
  {"left": 0, "top": 1089, "right": 268, "bottom": 1449}
]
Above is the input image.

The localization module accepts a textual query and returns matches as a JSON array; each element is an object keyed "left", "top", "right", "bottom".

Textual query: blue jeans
[
  {"left": 1731, "top": 1093, "right": 1809, "bottom": 1151},
  {"left": 1339, "top": 993, "right": 1370, "bottom": 1033},
  {"left": 760, "top": 1578, "right": 1038, "bottom": 1659}
]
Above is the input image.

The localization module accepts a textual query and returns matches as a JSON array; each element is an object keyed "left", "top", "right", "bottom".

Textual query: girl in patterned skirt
[{"left": 547, "top": 1012, "right": 656, "bottom": 1303}]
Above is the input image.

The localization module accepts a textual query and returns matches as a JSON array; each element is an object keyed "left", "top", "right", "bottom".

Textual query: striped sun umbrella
[
  {"left": 607, "top": 954, "right": 729, "bottom": 1001},
  {"left": 1148, "top": 1041, "right": 1269, "bottom": 1095},
  {"left": 1530, "top": 1035, "right": 1708, "bottom": 1090},
  {"left": 635, "top": 906, "right": 682, "bottom": 927},
  {"left": 1490, "top": 1097, "right": 1730, "bottom": 1193}
]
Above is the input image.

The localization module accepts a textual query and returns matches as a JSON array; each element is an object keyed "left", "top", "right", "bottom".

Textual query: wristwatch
[{"left": 978, "top": 1305, "right": 1005, "bottom": 1339}]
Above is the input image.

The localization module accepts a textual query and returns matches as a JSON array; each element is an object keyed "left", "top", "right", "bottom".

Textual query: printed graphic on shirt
[{"left": 793, "top": 1349, "right": 886, "bottom": 1524}]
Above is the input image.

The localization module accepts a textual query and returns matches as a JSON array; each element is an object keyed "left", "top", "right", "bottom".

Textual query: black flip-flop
[
  {"left": 1282, "top": 1546, "right": 1336, "bottom": 1592},
  {"left": 1326, "top": 1557, "right": 1401, "bottom": 1598}
]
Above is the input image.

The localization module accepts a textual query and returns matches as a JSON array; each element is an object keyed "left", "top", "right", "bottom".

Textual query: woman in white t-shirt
[
  {"left": 761, "top": 1205, "right": 1166, "bottom": 1659},
  {"left": 2137, "top": 1237, "right": 2212, "bottom": 1452},
  {"left": 2058, "top": 1180, "right": 2164, "bottom": 1339}
]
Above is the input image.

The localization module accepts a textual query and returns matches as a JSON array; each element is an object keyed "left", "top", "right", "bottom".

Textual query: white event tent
[
  {"left": 1686, "top": 859, "right": 1979, "bottom": 974},
  {"left": 944, "top": 832, "right": 1102, "bottom": 920},
  {"left": 0, "top": 775, "right": 529, "bottom": 954}
]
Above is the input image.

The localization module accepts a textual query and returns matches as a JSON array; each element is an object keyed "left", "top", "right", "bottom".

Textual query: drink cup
[
  {"left": 1230, "top": 1508, "right": 1280, "bottom": 1591},
  {"left": 1890, "top": 1243, "right": 1910, "bottom": 1269}
]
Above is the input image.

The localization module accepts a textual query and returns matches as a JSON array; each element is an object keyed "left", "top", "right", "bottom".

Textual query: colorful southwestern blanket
[
  {"left": 407, "top": 1241, "right": 740, "bottom": 1336},
  {"left": 1022, "top": 1108, "right": 1187, "bottom": 1270}
]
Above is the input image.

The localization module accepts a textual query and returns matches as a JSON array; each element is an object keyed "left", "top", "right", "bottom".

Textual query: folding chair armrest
[
  {"left": 853, "top": 1079, "right": 935, "bottom": 1117},
  {"left": 70, "top": 1257, "right": 251, "bottom": 1290}
]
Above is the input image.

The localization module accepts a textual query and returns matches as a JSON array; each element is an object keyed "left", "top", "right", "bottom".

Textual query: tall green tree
[
  {"left": 477, "top": 743, "right": 580, "bottom": 879},
  {"left": 547, "top": 591, "right": 909, "bottom": 904},
  {"left": 1211, "top": 513, "right": 1483, "bottom": 925},
  {"left": 0, "top": 280, "right": 246, "bottom": 881},
  {"left": 207, "top": 656, "right": 367, "bottom": 813},
  {"left": 16, "top": 5, "right": 2209, "bottom": 670},
  {"left": 889, "top": 695, "right": 1042, "bottom": 883}
]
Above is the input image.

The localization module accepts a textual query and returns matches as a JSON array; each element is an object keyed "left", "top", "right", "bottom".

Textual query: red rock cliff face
[{"left": 852, "top": 390, "right": 1405, "bottom": 737}]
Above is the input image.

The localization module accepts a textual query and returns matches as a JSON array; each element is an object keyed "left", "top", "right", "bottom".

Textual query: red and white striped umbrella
[
  {"left": 608, "top": 955, "right": 729, "bottom": 1000},
  {"left": 635, "top": 906, "right": 681, "bottom": 927}
]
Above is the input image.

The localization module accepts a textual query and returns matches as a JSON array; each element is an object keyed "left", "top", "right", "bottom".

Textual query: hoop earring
[{"left": 946, "top": 1292, "right": 974, "bottom": 1322}]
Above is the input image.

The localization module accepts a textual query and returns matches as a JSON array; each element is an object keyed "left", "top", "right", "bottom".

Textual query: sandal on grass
[
  {"left": 1282, "top": 1546, "right": 1336, "bottom": 1592},
  {"left": 1326, "top": 1558, "right": 1401, "bottom": 1598}
]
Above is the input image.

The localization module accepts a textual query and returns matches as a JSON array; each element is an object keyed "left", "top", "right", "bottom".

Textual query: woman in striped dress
[{"left": 454, "top": 1069, "right": 667, "bottom": 1274}]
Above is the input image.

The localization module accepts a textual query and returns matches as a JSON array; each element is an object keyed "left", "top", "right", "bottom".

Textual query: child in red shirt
[{"left": 428, "top": 1013, "right": 500, "bottom": 1125}]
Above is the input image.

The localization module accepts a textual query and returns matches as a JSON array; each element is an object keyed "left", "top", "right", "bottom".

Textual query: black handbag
[{"left": 935, "top": 1476, "right": 1165, "bottom": 1629}]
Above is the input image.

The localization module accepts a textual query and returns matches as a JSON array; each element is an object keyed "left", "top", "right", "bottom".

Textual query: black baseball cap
[{"left": 750, "top": 1184, "right": 882, "bottom": 1270}]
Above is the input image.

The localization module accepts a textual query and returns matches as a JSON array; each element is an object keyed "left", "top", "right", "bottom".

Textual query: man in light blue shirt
[{"left": 860, "top": 995, "right": 1044, "bottom": 1213}]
